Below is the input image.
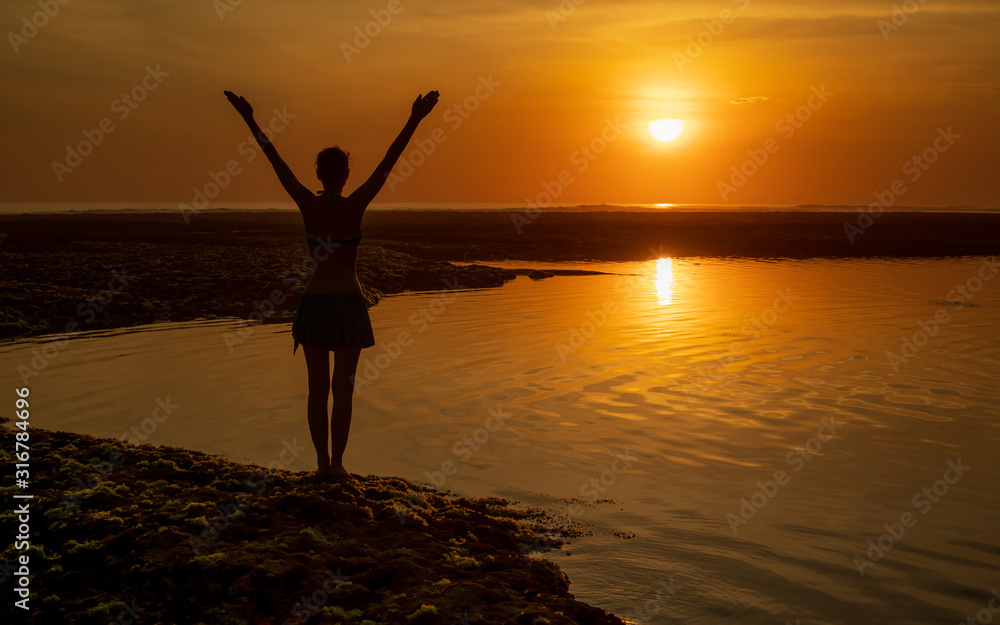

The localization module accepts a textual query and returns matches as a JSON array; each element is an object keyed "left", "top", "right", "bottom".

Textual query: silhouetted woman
[{"left": 225, "top": 89, "right": 440, "bottom": 480}]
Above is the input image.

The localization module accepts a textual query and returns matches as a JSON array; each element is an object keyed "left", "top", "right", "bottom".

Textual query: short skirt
[{"left": 291, "top": 292, "right": 375, "bottom": 353}]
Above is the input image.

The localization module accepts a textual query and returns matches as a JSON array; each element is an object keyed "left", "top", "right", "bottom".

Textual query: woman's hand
[
  {"left": 224, "top": 90, "right": 254, "bottom": 119},
  {"left": 409, "top": 91, "right": 440, "bottom": 123}
]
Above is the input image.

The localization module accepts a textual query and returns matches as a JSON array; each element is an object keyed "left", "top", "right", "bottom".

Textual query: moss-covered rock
[{"left": 0, "top": 427, "right": 623, "bottom": 624}]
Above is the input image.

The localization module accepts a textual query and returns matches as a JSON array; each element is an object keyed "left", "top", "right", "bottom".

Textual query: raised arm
[
  {"left": 223, "top": 90, "right": 314, "bottom": 207},
  {"left": 350, "top": 91, "right": 440, "bottom": 208}
]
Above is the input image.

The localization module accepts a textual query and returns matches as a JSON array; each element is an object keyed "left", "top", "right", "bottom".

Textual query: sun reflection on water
[{"left": 654, "top": 257, "right": 673, "bottom": 305}]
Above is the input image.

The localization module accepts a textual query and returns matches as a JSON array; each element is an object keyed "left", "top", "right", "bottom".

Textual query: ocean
[{"left": 3, "top": 256, "right": 998, "bottom": 624}]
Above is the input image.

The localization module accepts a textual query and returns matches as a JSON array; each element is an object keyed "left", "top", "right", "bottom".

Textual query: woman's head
[{"left": 315, "top": 146, "right": 350, "bottom": 190}]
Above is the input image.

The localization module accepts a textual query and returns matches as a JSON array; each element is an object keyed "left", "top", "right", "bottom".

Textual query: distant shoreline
[
  {"left": 1, "top": 203, "right": 997, "bottom": 215},
  {"left": 2, "top": 210, "right": 997, "bottom": 340},
  {"left": 4, "top": 208, "right": 998, "bottom": 259}
]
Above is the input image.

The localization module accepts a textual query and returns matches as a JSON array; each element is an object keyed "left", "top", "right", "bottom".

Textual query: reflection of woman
[{"left": 224, "top": 89, "right": 440, "bottom": 481}]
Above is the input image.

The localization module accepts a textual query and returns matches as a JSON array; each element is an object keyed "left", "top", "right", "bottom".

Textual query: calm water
[{"left": 5, "top": 257, "right": 999, "bottom": 624}]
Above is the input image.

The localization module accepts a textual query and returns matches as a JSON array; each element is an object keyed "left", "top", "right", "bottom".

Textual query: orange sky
[{"left": 2, "top": 0, "right": 998, "bottom": 207}]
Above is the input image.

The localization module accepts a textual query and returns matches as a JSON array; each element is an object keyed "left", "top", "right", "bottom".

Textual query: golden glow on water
[
  {"left": 654, "top": 257, "right": 674, "bottom": 305},
  {"left": 5, "top": 258, "right": 1000, "bottom": 625}
]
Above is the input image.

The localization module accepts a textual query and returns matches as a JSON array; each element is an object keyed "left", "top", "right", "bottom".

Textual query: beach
[
  {"left": 6, "top": 0, "right": 997, "bottom": 620},
  {"left": 0, "top": 425, "right": 624, "bottom": 624},
  {"left": 4, "top": 210, "right": 1000, "bottom": 624}
]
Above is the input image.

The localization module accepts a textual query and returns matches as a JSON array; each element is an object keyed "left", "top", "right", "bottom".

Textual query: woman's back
[{"left": 300, "top": 193, "right": 365, "bottom": 294}]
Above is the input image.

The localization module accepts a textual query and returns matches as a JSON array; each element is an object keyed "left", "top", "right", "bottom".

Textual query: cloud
[{"left": 728, "top": 96, "right": 774, "bottom": 105}]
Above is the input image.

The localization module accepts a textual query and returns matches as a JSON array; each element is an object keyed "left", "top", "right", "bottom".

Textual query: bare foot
[
  {"left": 299, "top": 471, "right": 326, "bottom": 485},
  {"left": 326, "top": 464, "right": 352, "bottom": 482},
  {"left": 297, "top": 461, "right": 331, "bottom": 483}
]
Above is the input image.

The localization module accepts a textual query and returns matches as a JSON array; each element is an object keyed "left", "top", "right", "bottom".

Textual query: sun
[{"left": 647, "top": 118, "right": 686, "bottom": 143}]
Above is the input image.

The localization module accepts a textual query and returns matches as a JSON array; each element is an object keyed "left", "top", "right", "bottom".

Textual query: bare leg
[
  {"left": 303, "top": 345, "right": 332, "bottom": 477},
  {"left": 330, "top": 346, "right": 362, "bottom": 480}
]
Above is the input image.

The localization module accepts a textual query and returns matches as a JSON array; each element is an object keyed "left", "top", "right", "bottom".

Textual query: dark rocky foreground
[{"left": 0, "top": 425, "right": 625, "bottom": 625}]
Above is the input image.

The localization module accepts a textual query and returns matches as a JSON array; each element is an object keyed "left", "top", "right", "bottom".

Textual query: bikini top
[{"left": 306, "top": 190, "right": 362, "bottom": 248}]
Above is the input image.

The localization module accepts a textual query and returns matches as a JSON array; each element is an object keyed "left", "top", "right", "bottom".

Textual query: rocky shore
[{"left": 0, "top": 425, "right": 625, "bottom": 625}]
